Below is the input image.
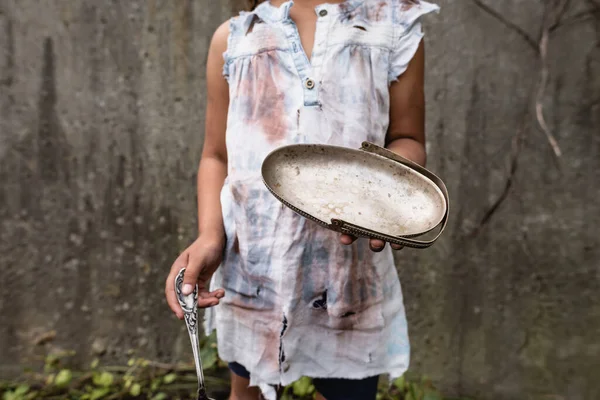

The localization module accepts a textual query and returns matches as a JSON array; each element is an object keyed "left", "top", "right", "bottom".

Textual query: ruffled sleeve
[
  {"left": 222, "top": 11, "right": 251, "bottom": 81},
  {"left": 388, "top": 1, "right": 440, "bottom": 83}
]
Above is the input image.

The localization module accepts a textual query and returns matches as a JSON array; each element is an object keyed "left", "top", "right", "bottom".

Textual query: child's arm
[
  {"left": 165, "top": 21, "right": 230, "bottom": 319},
  {"left": 197, "top": 22, "right": 230, "bottom": 242},
  {"left": 386, "top": 40, "right": 427, "bottom": 167},
  {"left": 340, "top": 41, "right": 426, "bottom": 252}
]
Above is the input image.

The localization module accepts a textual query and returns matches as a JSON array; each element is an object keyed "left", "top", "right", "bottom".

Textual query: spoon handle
[
  {"left": 175, "top": 268, "right": 212, "bottom": 400},
  {"left": 188, "top": 329, "right": 210, "bottom": 399}
]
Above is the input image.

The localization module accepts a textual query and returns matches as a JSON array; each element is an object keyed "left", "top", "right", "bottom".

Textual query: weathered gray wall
[
  {"left": 0, "top": 0, "right": 236, "bottom": 378},
  {"left": 0, "top": 1, "right": 598, "bottom": 399}
]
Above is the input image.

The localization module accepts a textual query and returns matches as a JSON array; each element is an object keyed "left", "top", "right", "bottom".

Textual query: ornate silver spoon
[{"left": 175, "top": 268, "right": 215, "bottom": 400}]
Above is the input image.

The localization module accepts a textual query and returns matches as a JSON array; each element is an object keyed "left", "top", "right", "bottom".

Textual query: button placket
[
  {"left": 279, "top": 5, "right": 334, "bottom": 107},
  {"left": 304, "top": 6, "right": 333, "bottom": 106}
]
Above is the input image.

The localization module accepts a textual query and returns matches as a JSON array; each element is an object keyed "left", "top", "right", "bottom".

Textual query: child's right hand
[
  {"left": 164, "top": 235, "right": 226, "bottom": 319},
  {"left": 340, "top": 234, "right": 404, "bottom": 252}
]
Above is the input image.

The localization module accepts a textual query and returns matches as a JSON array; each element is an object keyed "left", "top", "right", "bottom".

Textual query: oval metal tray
[{"left": 261, "top": 142, "right": 449, "bottom": 249}]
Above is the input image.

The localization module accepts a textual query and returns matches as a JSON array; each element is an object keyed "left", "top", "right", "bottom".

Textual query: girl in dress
[{"left": 165, "top": 1, "right": 439, "bottom": 399}]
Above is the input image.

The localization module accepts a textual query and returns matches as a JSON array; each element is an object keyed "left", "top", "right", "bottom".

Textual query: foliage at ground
[{"left": 1, "top": 333, "right": 473, "bottom": 400}]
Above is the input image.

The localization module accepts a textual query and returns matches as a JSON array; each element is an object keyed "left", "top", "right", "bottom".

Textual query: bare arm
[
  {"left": 386, "top": 40, "right": 427, "bottom": 167},
  {"left": 197, "top": 21, "right": 230, "bottom": 239},
  {"left": 165, "top": 21, "right": 230, "bottom": 317}
]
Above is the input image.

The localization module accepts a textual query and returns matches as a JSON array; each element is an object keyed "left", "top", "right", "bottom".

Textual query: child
[{"left": 165, "top": 0, "right": 439, "bottom": 399}]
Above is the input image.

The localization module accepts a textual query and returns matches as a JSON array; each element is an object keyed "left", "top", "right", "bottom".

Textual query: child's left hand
[{"left": 340, "top": 234, "right": 404, "bottom": 252}]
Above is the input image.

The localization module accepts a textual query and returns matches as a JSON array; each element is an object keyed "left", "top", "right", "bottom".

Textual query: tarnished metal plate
[{"left": 261, "top": 142, "right": 449, "bottom": 247}]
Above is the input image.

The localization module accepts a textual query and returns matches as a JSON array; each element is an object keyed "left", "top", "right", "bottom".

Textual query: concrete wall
[{"left": 1, "top": 1, "right": 598, "bottom": 399}]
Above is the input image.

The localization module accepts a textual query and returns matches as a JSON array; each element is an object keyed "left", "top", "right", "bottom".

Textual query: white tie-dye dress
[{"left": 204, "top": 1, "right": 439, "bottom": 398}]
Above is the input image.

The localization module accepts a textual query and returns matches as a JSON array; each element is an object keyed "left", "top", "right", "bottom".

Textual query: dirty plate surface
[{"left": 262, "top": 142, "right": 448, "bottom": 247}]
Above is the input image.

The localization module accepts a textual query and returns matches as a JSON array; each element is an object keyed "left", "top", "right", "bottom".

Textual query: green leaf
[
  {"left": 92, "top": 372, "right": 114, "bottom": 388},
  {"left": 24, "top": 392, "right": 38, "bottom": 400},
  {"left": 2, "top": 392, "right": 14, "bottom": 400},
  {"left": 89, "top": 387, "right": 110, "bottom": 400},
  {"left": 151, "top": 393, "right": 168, "bottom": 400},
  {"left": 55, "top": 369, "right": 73, "bottom": 387},
  {"left": 292, "top": 377, "right": 314, "bottom": 397},
  {"left": 44, "top": 354, "right": 58, "bottom": 367},
  {"left": 423, "top": 388, "right": 443, "bottom": 400},
  {"left": 14, "top": 386, "right": 29, "bottom": 396},
  {"left": 90, "top": 359, "right": 100, "bottom": 369},
  {"left": 201, "top": 331, "right": 218, "bottom": 346},
  {"left": 150, "top": 378, "right": 160, "bottom": 392},
  {"left": 199, "top": 346, "right": 218, "bottom": 370},
  {"left": 393, "top": 376, "right": 405, "bottom": 392},
  {"left": 410, "top": 382, "right": 425, "bottom": 400},
  {"left": 163, "top": 373, "right": 177, "bottom": 384},
  {"left": 279, "top": 392, "right": 294, "bottom": 400},
  {"left": 130, "top": 383, "right": 142, "bottom": 397}
]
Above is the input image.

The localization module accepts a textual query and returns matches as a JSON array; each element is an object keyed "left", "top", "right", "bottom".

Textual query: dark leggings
[{"left": 228, "top": 362, "right": 379, "bottom": 400}]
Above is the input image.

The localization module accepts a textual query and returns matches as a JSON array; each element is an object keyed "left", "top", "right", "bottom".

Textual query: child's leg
[
  {"left": 312, "top": 375, "right": 379, "bottom": 400},
  {"left": 228, "top": 362, "right": 261, "bottom": 400}
]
